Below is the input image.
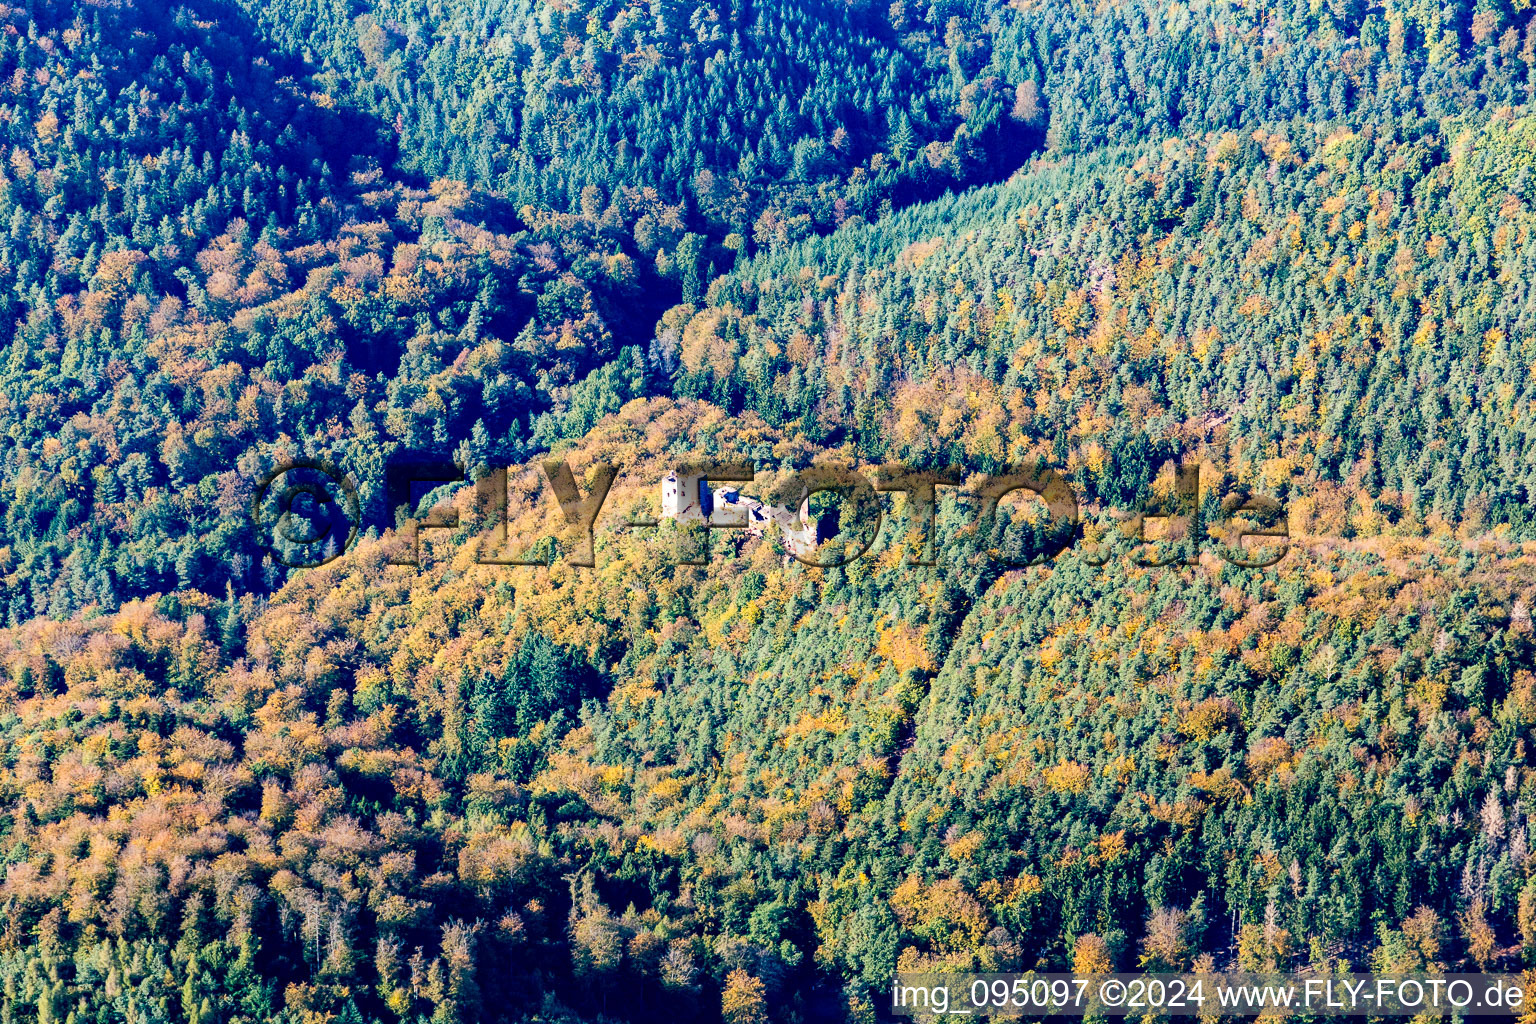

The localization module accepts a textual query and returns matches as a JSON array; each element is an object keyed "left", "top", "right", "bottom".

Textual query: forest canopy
[{"left": 0, "top": 0, "right": 1535, "bottom": 1019}]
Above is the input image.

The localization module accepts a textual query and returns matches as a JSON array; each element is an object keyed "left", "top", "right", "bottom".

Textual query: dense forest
[{"left": 2, "top": 0, "right": 1536, "bottom": 1019}]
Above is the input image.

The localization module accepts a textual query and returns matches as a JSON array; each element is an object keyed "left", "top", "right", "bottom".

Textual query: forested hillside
[
  {"left": 673, "top": 112, "right": 1536, "bottom": 532},
  {"left": 0, "top": 0, "right": 685, "bottom": 622},
  {"left": 0, "top": 406, "right": 1534, "bottom": 1024},
  {"left": 3, "top": 0, "right": 1536, "bottom": 1019}
]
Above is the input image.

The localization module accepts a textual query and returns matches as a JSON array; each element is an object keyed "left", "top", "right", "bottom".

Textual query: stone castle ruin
[{"left": 660, "top": 470, "right": 825, "bottom": 557}]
